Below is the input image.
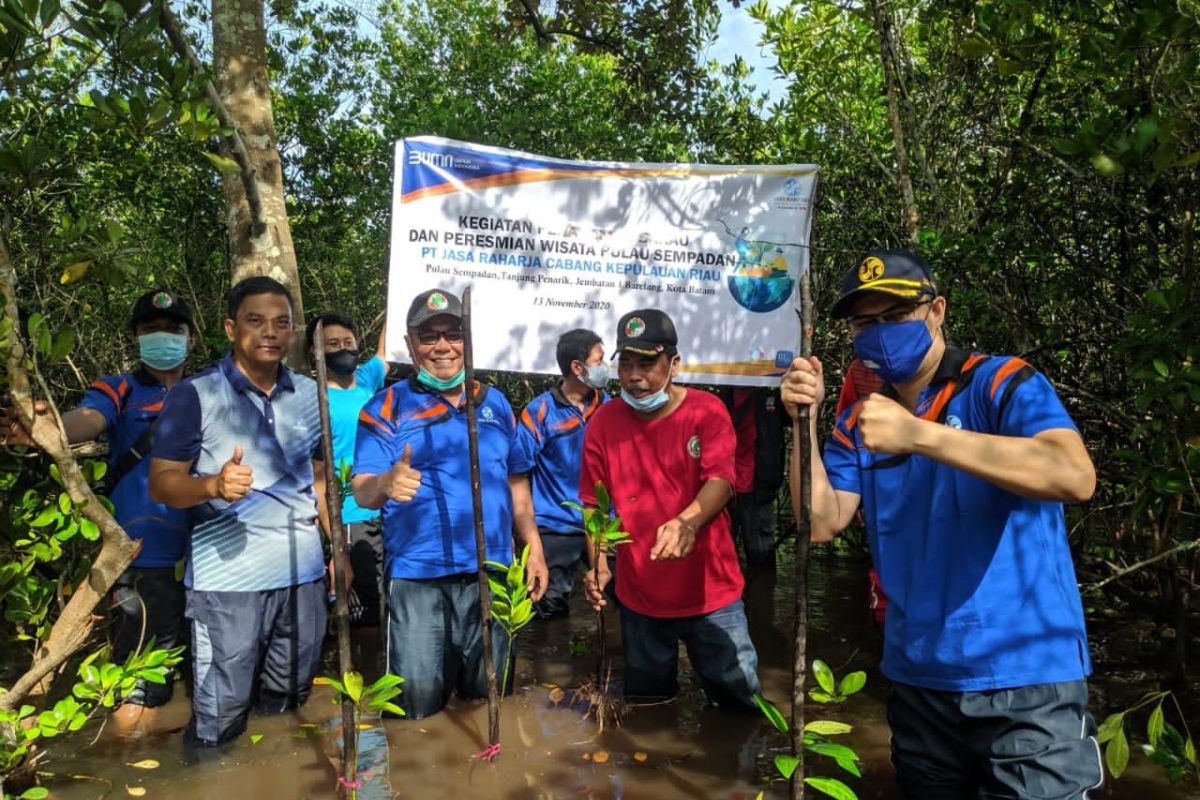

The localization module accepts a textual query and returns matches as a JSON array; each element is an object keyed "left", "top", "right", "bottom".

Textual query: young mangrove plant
[
  {"left": 753, "top": 659, "right": 867, "bottom": 800},
  {"left": 563, "top": 480, "right": 630, "bottom": 732},
  {"left": 1098, "top": 689, "right": 1197, "bottom": 786},
  {"left": 485, "top": 542, "right": 537, "bottom": 702}
]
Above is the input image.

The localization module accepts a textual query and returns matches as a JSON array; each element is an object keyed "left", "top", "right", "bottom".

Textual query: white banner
[{"left": 386, "top": 137, "right": 819, "bottom": 386}]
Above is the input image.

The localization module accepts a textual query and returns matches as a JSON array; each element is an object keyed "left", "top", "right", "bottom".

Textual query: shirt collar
[
  {"left": 219, "top": 353, "right": 294, "bottom": 397},
  {"left": 928, "top": 344, "right": 972, "bottom": 386}
]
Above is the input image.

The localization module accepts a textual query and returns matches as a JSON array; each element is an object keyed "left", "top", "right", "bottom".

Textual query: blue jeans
[
  {"left": 385, "top": 574, "right": 512, "bottom": 720},
  {"left": 619, "top": 599, "right": 761, "bottom": 710}
]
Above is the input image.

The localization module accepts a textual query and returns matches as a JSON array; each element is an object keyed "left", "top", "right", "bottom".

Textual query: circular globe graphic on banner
[{"left": 725, "top": 230, "right": 798, "bottom": 313}]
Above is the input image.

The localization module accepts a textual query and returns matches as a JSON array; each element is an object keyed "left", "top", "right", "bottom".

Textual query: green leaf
[
  {"left": 812, "top": 660, "right": 835, "bottom": 694},
  {"left": 805, "top": 740, "right": 862, "bottom": 777},
  {"left": 838, "top": 671, "right": 866, "bottom": 696},
  {"left": 1147, "top": 703, "right": 1164, "bottom": 749},
  {"left": 594, "top": 480, "right": 610, "bottom": 513},
  {"left": 1185, "top": 735, "right": 1195, "bottom": 765},
  {"left": 804, "top": 720, "right": 852, "bottom": 736},
  {"left": 202, "top": 151, "right": 241, "bottom": 175},
  {"left": 809, "top": 691, "right": 836, "bottom": 704},
  {"left": 80, "top": 519, "right": 100, "bottom": 541},
  {"left": 49, "top": 329, "right": 75, "bottom": 363},
  {"left": 343, "top": 670, "right": 363, "bottom": 703},
  {"left": 753, "top": 692, "right": 789, "bottom": 734},
  {"left": 804, "top": 776, "right": 858, "bottom": 800},
  {"left": 1153, "top": 358, "right": 1169, "bottom": 377},
  {"left": 1097, "top": 712, "right": 1124, "bottom": 743},
  {"left": 20, "top": 787, "right": 51, "bottom": 799},
  {"left": 250, "top": 733, "right": 263, "bottom": 744},
  {"left": 1091, "top": 152, "right": 1124, "bottom": 176},
  {"left": 58, "top": 492, "right": 71, "bottom": 514},
  {"left": 773, "top": 753, "right": 799, "bottom": 779},
  {"left": 1105, "top": 728, "right": 1130, "bottom": 778}
]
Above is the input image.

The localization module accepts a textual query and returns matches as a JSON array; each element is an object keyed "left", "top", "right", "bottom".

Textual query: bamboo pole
[
  {"left": 789, "top": 269, "right": 815, "bottom": 799},
  {"left": 461, "top": 286, "right": 501, "bottom": 751},
  {"left": 311, "top": 320, "right": 358, "bottom": 796}
]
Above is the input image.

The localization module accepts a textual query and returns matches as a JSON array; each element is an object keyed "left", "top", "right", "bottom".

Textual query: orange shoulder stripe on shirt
[
  {"left": 989, "top": 357, "right": 1029, "bottom": 401},
  {"left": 142, "top": 401, "right": 163, "bottom": 413},
  {"left": 844, "top": 398, "right": 865, "bottom": 430},
  {"left": 832, "top": 427, "right": 856, "bottom": 450},
  {"left": 358, "top": 408, "right": 390, "bottom": 434},
  {"left": 91, "top": 380, "right": 121, "bottom": 407},
  {"left": 378, "top": 386, "right": 396, "bottom": 422},
  {"left": 551, "top": 416, "right": 582, "bottom": 433}
]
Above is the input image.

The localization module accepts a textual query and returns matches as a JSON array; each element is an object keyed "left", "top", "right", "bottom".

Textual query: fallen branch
[
  {"left": 0, "top": 230, "right": 140, "bottom": 711},
  {"left": 1085, "top": 538, "right": 1200, "bottom": 592}
]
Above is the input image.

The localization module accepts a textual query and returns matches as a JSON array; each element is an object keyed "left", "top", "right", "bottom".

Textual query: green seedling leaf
[
  {"left": 753, "top": 692, "right": 788, "bottom": 735},
  {"left": 804, "top": 720, "right": 852, "bottom": 736},
  {"left": 1105, "top": 728, "right": 1130, "bottom": 778},
  {"left": 1097, "top": 712, "right": 1124, "bottom": 743},
  {"left": 1147, "top": 703, "right": 1164, "bottom": 749},
  {"left": 804, "top": 776, "right": 858, "bottom": 800},
  {"left": 812, "top": 660, "right": 835, "bottom": 694},
  {"left": 773, "top": 753, "right": 799, "bottom": 779},
  {"left": 250, "top": 733, "right": 263, "bottom": 744},
  {"left": 343, "top": 670, "right": 364, "bottom": 703},
  {"left": 809, "top": 690, "right": 836, "bottom": 704},
  {"left": 838, "top": 671, "right": 866, "bottom": 696}
]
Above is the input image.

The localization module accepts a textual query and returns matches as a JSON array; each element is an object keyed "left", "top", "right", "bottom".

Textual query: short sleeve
[
  {"left": 823, "top": 406, "right": 862, "bottom": 495},
  {"left": 499, "top": 395, "right": 534, "bottom": 475},
  {"left": 512, "top": 396, "right": 548, "bottom": 473},
  {"left": 987, "top": 360, "right": 1078, "bottom": 438},
  {"left": 697, "top": 396, "right": 736, "bottom": 485},
  {"left": 357, "top": 356, "right": 387, "bottom": 394},
  {"left": 151, "top": 382, "right": 203, "bottom": 463},
  {"left": 353, "top": 387, "right": 397, "bottom": 477},
  {"left": 76, "top": 376, "right": 125, "bottom": 433}
]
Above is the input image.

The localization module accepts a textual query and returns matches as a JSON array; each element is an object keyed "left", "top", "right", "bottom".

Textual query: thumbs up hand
[
  {"left": 215, "top": 444, "right": 253, "bottom": 502},
  {"left": 385, "top": 443, "right": 421, "bottom": 503}
]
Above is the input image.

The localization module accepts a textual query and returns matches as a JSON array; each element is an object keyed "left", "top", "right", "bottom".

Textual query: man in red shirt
[{"left": 580, "top": 309, "right": 760, "bottom": 709}]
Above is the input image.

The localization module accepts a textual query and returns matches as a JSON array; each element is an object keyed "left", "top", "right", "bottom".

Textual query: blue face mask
[
  {"left": 852, "top": 319, "right": 933, "bottom": 384},
  {"left": 580, "top": 362, "right": 610, "bottom": 389},
  {"left": 620, "top": 362, "right": 674, "bottom": 413},
  {"left": 417, "top": 366, "right": 465, "bottom": 392},
  {"left": 138, "top": 331, "right": 188, "bottom": 371}
]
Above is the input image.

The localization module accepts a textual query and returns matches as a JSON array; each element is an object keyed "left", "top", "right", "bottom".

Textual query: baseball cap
[
  {"left": 614, "top": 309, "right": 677, "bottom": 357},
  {"left": 130, "top": 289, "right": 194, "bottom": 331},
  {"left": 830, "top": 249, "right": 938, "bottom": 319},
  {"left": 406, "top": 289, "right": 463, "bottom": 329}
]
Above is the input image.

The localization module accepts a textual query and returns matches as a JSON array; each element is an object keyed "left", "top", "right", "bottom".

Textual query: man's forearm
[
  {"left": 150, "top": 468, "right": 217, "bottom": 508},
  {"left": 352, "top": 473, "right": 388, "bottom": 510},
  {"left": 676, "top": 477, "right": 734, "bottom": 529},
  {"left": 789, "top": 415, "right": 847, "bottom": 542}
]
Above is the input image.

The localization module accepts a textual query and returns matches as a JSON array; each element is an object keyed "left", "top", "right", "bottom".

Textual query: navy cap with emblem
[
  {"left": 830, "top": 249, "right": 938, "bottom": 319},
  {"left": 130, "top": 289, "right": 194, "bottom": 331},
  {"left": 614, "top": 308, "right": 678, "bottom": 357},
  {"left": 406, "top": 288, "right": 463, "bottom": 328}
]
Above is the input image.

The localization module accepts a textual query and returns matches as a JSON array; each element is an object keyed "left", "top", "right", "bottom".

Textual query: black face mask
[{"left": 325, "top": 349, "right": 359, "bottom": 377}]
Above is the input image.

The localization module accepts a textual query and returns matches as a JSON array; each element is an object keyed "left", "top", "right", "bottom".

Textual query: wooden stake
[
  {"left": 312, "top": 320, "right": 358, "bottom": 796},
  {"left": 461, "top": 286, "right": 501, "bottom": 749},
  {"left": 790, "top": 269, "right": 815, "bottom": 799}
]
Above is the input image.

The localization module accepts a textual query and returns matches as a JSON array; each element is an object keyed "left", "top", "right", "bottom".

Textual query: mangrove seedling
[
  {"left": 563, "top": 480, "right": 630, "bottom": 732},
  {"left": 1098, "top": 689, "right": 1197, "bottom": 785},
  {"left": 485, "top": 542, "right": 538, "bottom": 702},
  {"left": 752, "top": 660, "right": 867, "bottom": 800}
]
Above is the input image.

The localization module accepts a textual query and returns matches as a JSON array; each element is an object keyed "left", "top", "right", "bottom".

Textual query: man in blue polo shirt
[
  {"left": 353, "top": 288, "right": 548, "bottom": 719},
  {"left": 514, "top": 328, "right": 608, "bottom": 619},
  {"left": 3, "top": 289, "right": 194, "bottom": 732},
  {"left": 781, "top": 250, "right": 1102, "bottom": 799},
  {"left": 149, "top": 276, "right": 329, "bottom": 748},
  {"left": 308, "top": 311, "right": 389, "bottom": 626}
]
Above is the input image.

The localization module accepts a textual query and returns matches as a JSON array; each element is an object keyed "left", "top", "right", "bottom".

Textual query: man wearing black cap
[
  {"left": 782, "top": 250, "right": 1102, "bottom": 798},
  {"left": 579, "top": 308, "right": 761, "bottom": 709},
  {"left": 352, "top": 288, "right": 548, "bottom": 719},
  {"left": 3, "top": 289, "right": 195, "bottom": 732}
]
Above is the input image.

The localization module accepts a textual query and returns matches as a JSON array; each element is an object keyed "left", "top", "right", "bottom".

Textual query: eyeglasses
[
  {"left": 846, "top": 300, "right": 931, "bottom": 335},
  {"left": 415, "top": 329, "right": 465, "bottom": 345}
]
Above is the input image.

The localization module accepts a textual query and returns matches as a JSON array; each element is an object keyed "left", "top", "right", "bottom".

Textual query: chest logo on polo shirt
[
  {"left": 479, "top": 405, "right": 500, "bottom": 425},
  {"left": 946, "top": 415, "right": 963, "bottom": 429},
  {"left": 687, "top": 435, "right": 701, "bottom": 459}
]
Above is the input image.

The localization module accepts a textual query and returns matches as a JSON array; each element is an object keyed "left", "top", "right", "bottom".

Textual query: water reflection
[{"left": 37, "top": 551, "right": 1193, "bottom": 799}]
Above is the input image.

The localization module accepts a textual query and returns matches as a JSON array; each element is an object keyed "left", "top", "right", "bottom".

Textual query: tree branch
[
  {"left": 158, "top": 0, "right": 267, "bottom": 236},
  {"left": 0, "top": 228, "right": 140, "bottom": 710},
  {"left": 1085, "top": 538, "right": 1200, "bottom": 592}
]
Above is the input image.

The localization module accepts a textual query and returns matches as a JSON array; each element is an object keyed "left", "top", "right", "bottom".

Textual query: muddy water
[{"left": 38, "top": 554, "right": 1195, "bottom": 799}]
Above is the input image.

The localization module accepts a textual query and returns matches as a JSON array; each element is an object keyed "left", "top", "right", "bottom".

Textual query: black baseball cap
[
  {"left": 614, "top": 309, "right": 677, "bottom": 357},
  {"left": 831, "top": 249, "right": 938, "bottom": 319},
  {"left": 406, "top": 289, "right": 463, "bottom": 328},
  {"left": 130, "top": 289, "right": 194, "bottom": 331}
]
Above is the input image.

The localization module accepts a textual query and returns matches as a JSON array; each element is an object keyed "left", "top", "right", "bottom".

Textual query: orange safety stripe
[
  {"left": 989, "top": 357, "right": 1029, "bottom": 401},
  {"left": 409, "top": 403, "right": 446, "bottom": 421},
  {"left": 358, "top": 409, "right": 389, "bottom": 434},
  {"left": 91, "top": 380, "right": 121, "bottom": 407},
  {"left": 378, "top": 387, "right": 395, "bottom": 422},
  {"left": 519, "top": 407, "right": 543, "bottom": 442},
  {"left": 845, "top": 399, "right": 865, "bottom": 430},
  {"left": 582, "top": 392, "right": 601, "bottom": 420},
  {"left": 142, "top": 401, "right": 163, "bottom": 413},
  {"left": 551, "top": 416, "right": 582, "bottom": 433},
  {"left": 832, "top": 427, "right": 856, "bottom": 450}
]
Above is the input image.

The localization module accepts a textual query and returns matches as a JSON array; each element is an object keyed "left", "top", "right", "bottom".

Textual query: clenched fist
[
  {"left": 858, "top": 393, "right": 922, "bottom": 454},
  {"left": 780, "top": 356, "right": 825, "bottom": 420}
]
